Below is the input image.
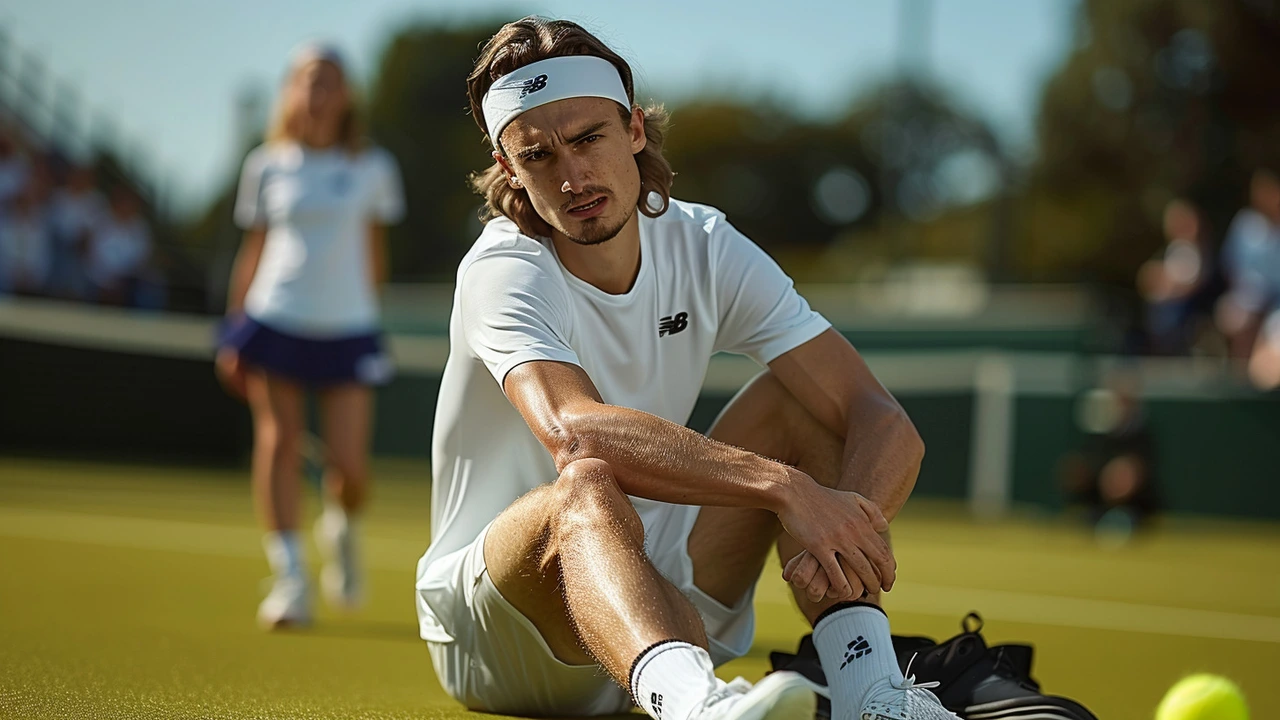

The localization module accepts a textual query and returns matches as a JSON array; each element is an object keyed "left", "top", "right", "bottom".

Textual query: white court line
[
  {"left": 4, "top": 507, "right": 1278, "bottom": 644},
  {"left": 0, "top": 507, "right": 422, "bottom": 570}
]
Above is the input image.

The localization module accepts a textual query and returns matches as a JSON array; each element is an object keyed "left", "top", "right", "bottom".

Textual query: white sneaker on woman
[
  {"left": 315, "top": 509, "right": 362, "bottom": 610},
  {"left": 257, "top": 574, "right": 311, "bottom": 629}
]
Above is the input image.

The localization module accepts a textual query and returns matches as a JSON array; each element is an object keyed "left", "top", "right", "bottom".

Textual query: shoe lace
[{"left": 894, "top": 653, "right": 941, "bottom": 693}]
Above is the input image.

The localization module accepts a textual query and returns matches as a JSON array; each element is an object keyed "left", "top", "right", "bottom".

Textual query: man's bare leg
[
  {"left": 686, "top": 371, "right": 952, "bottom": 719},
  {"left": 484, "top": 457, "right": 707, "bottom": 683},
  {"left": 686, "top": 370, "right": 879, "bottom": 620}
]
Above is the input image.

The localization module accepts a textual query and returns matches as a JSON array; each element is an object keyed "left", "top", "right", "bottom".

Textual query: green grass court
[{"left": 1, "top": 458, "right": 1277, "bottom": 719}]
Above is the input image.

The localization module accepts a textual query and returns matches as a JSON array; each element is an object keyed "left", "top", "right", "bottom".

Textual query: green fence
[{"left": 2, "top": 299, "right": 1276, "bottom": 519}]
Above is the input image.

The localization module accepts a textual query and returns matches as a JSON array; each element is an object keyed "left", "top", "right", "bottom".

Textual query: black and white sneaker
[{"left": 768, "top": 613, "right": 1098, "bottom": 720}]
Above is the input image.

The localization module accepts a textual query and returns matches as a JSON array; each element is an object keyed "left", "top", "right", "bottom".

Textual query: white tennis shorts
[{"left": 426, "top": 507, "right": 756, "bottom": 716}]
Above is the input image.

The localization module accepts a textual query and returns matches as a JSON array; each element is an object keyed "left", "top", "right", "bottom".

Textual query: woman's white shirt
[{"left": 234, "top": 143, "right": 404, "bottom": 337}]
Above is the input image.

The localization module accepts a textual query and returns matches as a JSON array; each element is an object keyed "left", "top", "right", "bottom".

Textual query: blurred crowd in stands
[
  {"left": 0, "top": 124, "right": 164, "bottom": 308},
  {"left": 1138, "top": 169, "right": 1280, "bottom": 389}
]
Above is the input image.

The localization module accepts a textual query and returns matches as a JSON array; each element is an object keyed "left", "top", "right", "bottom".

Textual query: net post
[{"left": 969, "top": 354, "right": 1015, "bottom": 518}]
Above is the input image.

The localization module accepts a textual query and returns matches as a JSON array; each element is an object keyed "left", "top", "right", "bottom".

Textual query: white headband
[{"left": 481, "top": 55, "right": 630, "bottom": 147}]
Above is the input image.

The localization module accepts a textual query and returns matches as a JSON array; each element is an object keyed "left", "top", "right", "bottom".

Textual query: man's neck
[{"left": 551, "top": 212, "right": 642, "bottom": 295}]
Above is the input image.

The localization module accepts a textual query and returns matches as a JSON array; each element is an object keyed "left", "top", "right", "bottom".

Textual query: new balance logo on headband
[
  {"left": 481, "top": 56, "right": 631, "bottom": 144},
  {"left": 519, "top": 74, "right": 549, "bottom": 98}
]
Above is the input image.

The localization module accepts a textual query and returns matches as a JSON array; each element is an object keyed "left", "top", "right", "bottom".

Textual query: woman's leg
[
  {"left": 316, "top": 383, "right": 373, "bottom": 514},
  {"left": 314, "top": 382, "right": 374, "bottom": 608},
  {"left": 244, "top": 369, "right": 310, "bottom": 627},
  {"left": 245, "top": 370, "right": 307, "bottom": 531}
]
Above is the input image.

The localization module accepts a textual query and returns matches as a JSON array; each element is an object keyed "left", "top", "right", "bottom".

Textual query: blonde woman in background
[{"left": 217, "top": 44, "right": 404, "bottom": 629}]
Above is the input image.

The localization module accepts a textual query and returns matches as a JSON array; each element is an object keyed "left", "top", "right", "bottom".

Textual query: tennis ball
[{"left": 1155, "top": 674, "right": 1249, "bottom": 720}]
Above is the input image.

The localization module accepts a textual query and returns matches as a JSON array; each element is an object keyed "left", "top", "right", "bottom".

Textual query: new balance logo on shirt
[
  {"left": 658, "top": 312, "right": 688, "bottom": 337},
  {"left": 520, "top": 74, "right": 548, "bottom": 97},
  {"left": 839, "top": 636, "right": 872, "bottom": 669}
]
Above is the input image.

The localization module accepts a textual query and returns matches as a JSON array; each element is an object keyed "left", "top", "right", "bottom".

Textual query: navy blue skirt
[{"left": 217, "top": 316, "right": 394, "bottom": 387}]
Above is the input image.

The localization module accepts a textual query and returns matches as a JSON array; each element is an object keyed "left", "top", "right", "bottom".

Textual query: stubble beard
[
  {"left": 555, "top": 184, "right": 641, "bottom": 246},
  {"left": 562, "top": 205, "right": 635, "bottom": 246}
]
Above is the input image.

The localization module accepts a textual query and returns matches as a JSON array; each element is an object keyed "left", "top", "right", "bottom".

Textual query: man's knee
[{"left": 552, "top": 459, "right": 641, "bottom": 541}]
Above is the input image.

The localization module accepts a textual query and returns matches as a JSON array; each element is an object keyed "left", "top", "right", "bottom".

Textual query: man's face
[{"left": 497, "top": 97, "right": 646, "bottom": 245}]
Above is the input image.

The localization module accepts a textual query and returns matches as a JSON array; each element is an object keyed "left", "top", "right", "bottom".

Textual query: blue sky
[{"left": 1, "top": 0, "right": 1079, "bottom": 217}]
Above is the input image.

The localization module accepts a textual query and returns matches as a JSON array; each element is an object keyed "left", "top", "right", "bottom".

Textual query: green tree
[
  {"left": 1027, "top": 0, "right": 1280, "bottom": 284},
  {"left": 366, "top": 22, "right": 507, "bottom": 281}
]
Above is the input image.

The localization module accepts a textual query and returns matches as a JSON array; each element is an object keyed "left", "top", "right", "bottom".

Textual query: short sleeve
[
  {"left": 233, "top": 148, "right": 268, "bottom": 230},
  {"left": 712, "top": 222, "right": 830, "bottom": 365},
  {"left": 458, "top": 249, "right": 580, "bottom": 386},
  {"left": 368, "top": 148, "right": 405, "bottom": 224}
]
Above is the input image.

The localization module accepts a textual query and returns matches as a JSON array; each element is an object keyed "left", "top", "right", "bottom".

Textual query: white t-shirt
[
  {"left": 234, "top": 143, "right": 404, "bottom": 336},
  {"left": 415, "top": 199, "right": 830, "bottom": 643},
  {"left": 87, "top": 214, "right": 151, "bottom": 287}
]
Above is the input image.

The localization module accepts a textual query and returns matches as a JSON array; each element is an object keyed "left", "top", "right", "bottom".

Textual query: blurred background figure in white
[
  {"left": 215, "top": 43, "right": 404, "bottom": 629},
  {"left": 1137, "top": 199, "right": 1220, "bottom": 355},
  {"left": 1061, "top": 367, "right": 1161, "bottom": 538},
  {"left": 1216, "top": 169, "right": 1280, "bottom": 384},
  {"left": 48, "top": 164, "right": 107, "bottom": 300},
  {"left": 0, "top": 181, "right": 53, "bottom": 296},
  {"left": 0, "top": 126, "right": 30, "bottom": 208},
  {"left": 87, "top": 184, "right": 153, "bottom": 306}
]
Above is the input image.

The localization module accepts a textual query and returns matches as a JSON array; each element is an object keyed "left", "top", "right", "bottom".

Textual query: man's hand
[{"left": 776, "top": 470, "right": 895, "bottom": 601}]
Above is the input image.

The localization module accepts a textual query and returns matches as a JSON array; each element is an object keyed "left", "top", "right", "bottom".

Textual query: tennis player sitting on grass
[{"left": 415, "top": 17, "right": 957, "bottom": 720}]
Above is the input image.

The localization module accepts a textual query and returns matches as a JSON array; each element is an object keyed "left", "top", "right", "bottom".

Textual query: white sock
[
  {"left": 813, "top": 603, "right": 902, "bottom": 716},
  {"left": 320, "top": 502, "right": 352, "bottom": 537},
  {"left": 263, "top": 530, "right": 305, "bottom": 579},
  {"left": 630, "top": 641, "right": 718, "bottom": 720}
]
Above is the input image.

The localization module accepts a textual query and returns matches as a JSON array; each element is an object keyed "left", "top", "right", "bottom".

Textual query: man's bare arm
[
  {"left": 768, "top": 328, "right": 924, "bottom": 522},
  {"left": 769, "top": 328, "right": 924, "bottom": 598},
  {"left": 502, "top": 357, "right": 894, "bottom": 598},
  {"left": 503, "top": 359, "right": 798, "bottom": 510}
]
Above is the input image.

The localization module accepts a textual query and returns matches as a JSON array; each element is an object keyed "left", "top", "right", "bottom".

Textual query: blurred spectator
[
  {"left": 1061, "top": 368, "right": 1160, "bottom": 534},
  {"left": 0, "top": 182, "right": 54, "bottom": 295},
  {"left": 1137, "top": 199, "right": 1219, "bottom": 355},
  {"left": 1248, "top": 313, "right": 1280, "bottom": 390},
  {"left": 1217, "top": 169, "right": 1280, "bottom": 357},
  {"left": 87, "top": 185, "right": 153, "bottom": 305},
  {"left": 1215, "top": 169, "right": 1280, "bottom": 390},
  {"left": 0, "top": 128, "right": 29, "bottom": 207},
  {"left": 48, "top": 165, "right": 106, "bottom": 299}
]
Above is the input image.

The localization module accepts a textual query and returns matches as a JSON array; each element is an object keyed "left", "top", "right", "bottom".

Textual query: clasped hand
[{"left": 777, "top": 477, "right": 896, "bottom": 603}]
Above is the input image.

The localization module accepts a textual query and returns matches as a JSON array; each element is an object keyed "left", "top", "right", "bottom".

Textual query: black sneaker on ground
[{"left": 767, "top": 612, "right": 1098, "bottom": 720}]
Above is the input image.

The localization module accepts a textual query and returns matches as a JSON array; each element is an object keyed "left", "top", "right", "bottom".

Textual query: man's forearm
[
  {"left": 556, "top": 402, "right": 799, "bottom": 512},
  {"left": 838, "top": 396, "right": 923, "bottom": 522}
]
